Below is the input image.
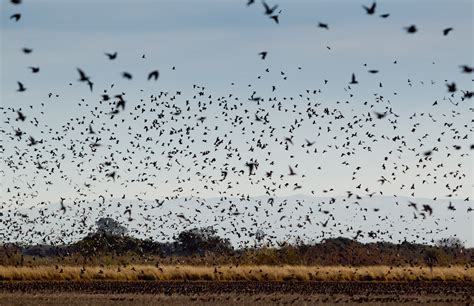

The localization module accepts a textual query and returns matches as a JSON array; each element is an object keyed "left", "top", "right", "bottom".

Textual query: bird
[
  {"left": 349, "top": 73, "right": 358, "bottom": 84},
  {"left": 115, "top": 95, "right": 126, "bottom": 110},
  {"left": 245, "top": 162, "right": 258, "bottom": 176},
  {"left": 105, "top": 52, "right": 117, "bottom": 60},
  {"left": 10, "top": 14, "right": 21, "bottom": 22},
  {"left": 77, "top": 68, "right": 90, "bottom": 82},
  {"left": 77, "top": 68, "right": 94, "bottom": 91},
  {"left": 459, "top": 65, "right": 473, "bottom": 73},
  {"left": 258, "top": 52, "right": 267, "bottom": 60},
  {"left": 422, "top": 204, "right": 433, "bottom": 216},
  {"left": 262, "top": 1, "right": 278, "bottom": 15},
  {"left": 379, "top": 13, "right": 390, "bottom": 18},
  {"left": 148, "top": 70, "right": 160, "bottom": 81},
  {"left": 106, "top": 171, "right": 116, "bottom": 181},
  {"left": 405, "top": 25, "right": 417, "bottom": 34},
  {"left": 16, "top": 111, "right": 26, "bottom": 121},
  {"left": 446, "top": 82, "right": 456, "bottom": 93},
  {"left": 374, "top": 111, "right": 387, "bottom": 119},
  {"left": 408, "top": 202, "right": 418, "bottom": 211},
  {"left": 122, "top": 72, "right": 133, "bottom": 80},
  {"left": 318, "top": 22, "right": 329, "bottom": 30},
  {"left": 269, "top": 15, "right": 279, "bottom": 24},
  {"left": 28, "top": 67, "right": 40, "bottom": 73},
  {"left": 60, "top": 197, "right": 66, "bottom": 214},
  {"left": 22, "top": 48, "right": 33, "bottom": 54},
  {"left": 442, "top": 27, "right": 453, "bottom": 36},
  {"left": 17, "top": 81, "right": 26, "bottom": 92},
  {"left": 288, "top": 166, "right": 297, "bottom": 176},
  {"left": 363, "top": 2, "right": 376, "bottom": 15},
  {"left": 27, "top": 136, "right": 39, "bottom": 146},
  {"left": 86, "top": 80, "right": 93, "bottom": 92}
]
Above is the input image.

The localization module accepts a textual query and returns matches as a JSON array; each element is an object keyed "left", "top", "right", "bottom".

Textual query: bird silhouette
[
  {"left": 105, "top": 52, "right": 118, "bottom": 60},
  {"left": 349, "top": 73, "right": 358, "bottom": 84},
  {"left": 28, "top": 67, "right": 40, "bottom": 73},
  {"left": 122, "top": 72, "right": 133, "bottom": 80},
  {"left": 262, "top": 1, "right": 278, "bottom": 15},
  {"left": 442, "top": 27, "right": 453, "bottom": 36},
  {"left": 16, "top": 81, "right": 26, "bottom": 92},
  {"left": 405, "top": 25, "right": 417, "bottom": 33},
  {"left": 363, "top": 2, "right": 376, "bottom": 15},
  {"left": 318, "top": 22, "right": 329, "bottom": 30},
  {"left": 148, "top": 70, "right": 160, "bottom": 81},
  {"left": 10, "top": 13, "right": 21, "bottom": 21}
]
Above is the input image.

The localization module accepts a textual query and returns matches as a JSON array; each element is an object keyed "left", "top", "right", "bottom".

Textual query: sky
[{"left": 0, "top": 0, "right": 473, "bottom": 246}]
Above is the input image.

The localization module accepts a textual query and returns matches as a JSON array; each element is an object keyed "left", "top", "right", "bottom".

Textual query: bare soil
[{"left": 0, "top": 281, "right": 472, "bottom": 305}]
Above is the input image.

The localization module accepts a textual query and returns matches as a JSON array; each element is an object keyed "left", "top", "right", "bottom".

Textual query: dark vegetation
[{"left": 1, "top": 218, "right": 471, "bottom": 267}]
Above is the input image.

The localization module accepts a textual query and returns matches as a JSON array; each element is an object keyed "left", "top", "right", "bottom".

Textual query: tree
[
  {"left": 176, "top": 226, "right": 232, "bottom": 255},
  {"left": 435, "top": 237, "right": 464, "bottom": 250},
  {"left": 95, "top": 217, "right": 128, "bottom": 236}
]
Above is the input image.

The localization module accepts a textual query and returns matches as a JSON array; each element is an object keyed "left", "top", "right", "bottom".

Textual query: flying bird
[
  {"left": 446, "top": 82, "right": 456, "bottom": 93},
  {"left": 148, "top": 70, "right": 160, "bottom": 81},
  {"left": 10, "top": 14, "right": 21, "bottom": 21},
  {"left": 17, "top": 81, "right": 26, "bottom": 92},
  {"left": 105, "top": 52, "right": 117, "bottom": 60},
  {"left": 442, "top": 27, "right": 453, "bottom": 36},
  {"left": 16, "top": 111, "right": 26, "bottom": 121},
  {"left": 405, "top": 25, "right": 417, "bottom": 34},
  {"left": 122, "top": 72, "right": 133, "bottom": 80},
  {"left": 349, "top": 73, "right": 358, "bottom": 84},
  {"left": 459, "top": 65, "right": 473, "bottom": 73},
  {"left": 363, "top": 2, "right": 376, "bottom": 15},
  {"left": 77, "top": 68, "right": 90, "bottom": 82},
  {"left": 374, "top": 111, "right": 387, "bottom": 119},
  {"left": 318, "top": 22, "right": 329, "bottom": 30},
  {"left": 422, "top": 204, "right": 433, "bottom": 216},
  {"left": 288, "top": 166, "right": 297, "bottom": 176},
  {"left": 262, "top": 1, "right": 278, "bottom": 15}
]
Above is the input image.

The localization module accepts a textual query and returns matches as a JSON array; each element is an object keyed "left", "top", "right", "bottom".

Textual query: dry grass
[{"left": 0, "top": 265, "right": 472, "bottom": 282}]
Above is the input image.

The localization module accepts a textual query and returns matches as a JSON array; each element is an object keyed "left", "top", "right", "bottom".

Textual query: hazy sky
[{"left": 0, "top": 0, "right": 473, "bottom": 245}]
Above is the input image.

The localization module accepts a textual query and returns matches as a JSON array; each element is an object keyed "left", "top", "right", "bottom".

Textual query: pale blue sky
[{"left": 0, "top": 0, "right": 472, "bottom": 245}]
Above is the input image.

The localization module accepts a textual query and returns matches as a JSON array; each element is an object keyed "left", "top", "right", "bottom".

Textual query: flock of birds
[{"left": 1, "top": 0, "right": 473, "bottom": 248}]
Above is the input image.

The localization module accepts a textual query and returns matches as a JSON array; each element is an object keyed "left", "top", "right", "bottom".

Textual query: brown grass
[{"left": 0, "top": 265, "right": 472, "bottom": 282}]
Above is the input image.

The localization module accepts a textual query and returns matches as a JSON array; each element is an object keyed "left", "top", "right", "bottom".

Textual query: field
[
  {"left": 1, "top": 265, "right": 473, "bottom": 305},
  {"left": 1, "top": 280, "right": 472, "bottom": 305},
  {"left": 0, "top": 265, "right": 472, "bottom": 282}
]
